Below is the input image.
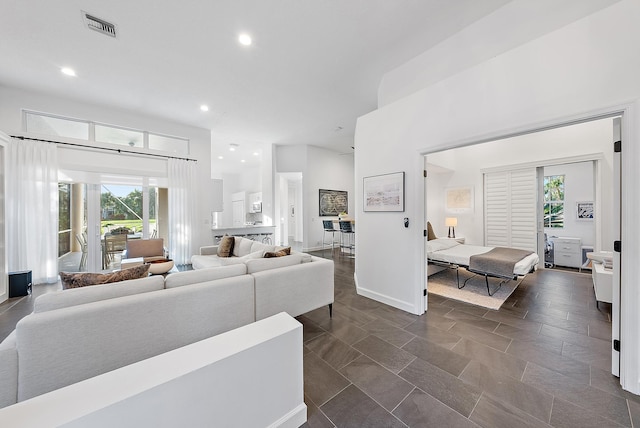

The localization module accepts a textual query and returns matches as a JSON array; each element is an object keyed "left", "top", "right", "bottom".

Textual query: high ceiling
[{"left": 0, "top": 0, "right": 619, "bottom": 164}]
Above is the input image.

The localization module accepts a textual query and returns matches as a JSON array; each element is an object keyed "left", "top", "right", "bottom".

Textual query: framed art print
[{"left": 363, "top": 172, "right": 404, "bottom": 212}]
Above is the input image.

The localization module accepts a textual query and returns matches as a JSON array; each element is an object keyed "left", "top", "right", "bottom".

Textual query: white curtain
[
  {"left": 168, "top": 158, "right": 197, "bottom": 265},
  {"left": 6, "top": 138, "right": 59, "bottom": 284}
]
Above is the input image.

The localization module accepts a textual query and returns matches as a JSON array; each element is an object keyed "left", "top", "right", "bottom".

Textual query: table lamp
[{"left": 445, "top": 217, "right": 457, "bottom": 238}]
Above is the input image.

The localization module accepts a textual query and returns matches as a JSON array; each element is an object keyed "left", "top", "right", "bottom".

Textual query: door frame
[{"left": 421, "top": 103, "right": 633, "bottom": 389}]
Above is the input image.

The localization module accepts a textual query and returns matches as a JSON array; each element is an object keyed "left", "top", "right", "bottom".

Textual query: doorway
[
  {"left": 276, "top": 172, "right": 303, "bottom": 249},
  {"left": 424, "top": 115, "right": 620, "bottom": 375}
]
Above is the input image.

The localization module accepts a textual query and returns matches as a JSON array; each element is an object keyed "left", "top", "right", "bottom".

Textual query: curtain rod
[{"left": 10, "top": 135, "right": 198, "bottom": 162}]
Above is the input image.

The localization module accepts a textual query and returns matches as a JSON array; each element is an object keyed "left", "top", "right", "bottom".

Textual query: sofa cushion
[
  {"left": 59, "top": 265, "right": 151, "bottom": 290},
  {"left": 250, "top": 241, "right": 275, "bottom": 254},
  {"left": 191, "top": 255, "right": 223, "bottom": 270},
  {"left": 217, "top": 236, "right": 235, "bottom": 257},
  {"left": 245, "top": 254, "right": 303, "bottom": 274},
  {"left": 35, "top": 276, "right": 165, "bottom": 313},
  {"left": 232, "top": 237, "right": 254, "bottom": 257},
  {"left": 164, "top": 264, "right": 247, "bottom": 289},
  {"left": 264, "top": 247, "right": 291, "bottom": 258}
]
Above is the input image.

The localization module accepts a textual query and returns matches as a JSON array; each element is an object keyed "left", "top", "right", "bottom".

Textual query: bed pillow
[
  {"left": 426, "top": 238, "right": 461, "bottom": 253},
  {"left": 426, "top": 222, "right": 437, "bottom": 240}
]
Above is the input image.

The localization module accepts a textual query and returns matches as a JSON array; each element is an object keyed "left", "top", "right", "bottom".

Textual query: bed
[{"left": 427, "top": 238, "right": 539, "bottom": 295}]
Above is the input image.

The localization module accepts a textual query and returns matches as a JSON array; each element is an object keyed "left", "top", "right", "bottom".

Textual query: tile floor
[
  {"left": 300, "top": 250, "right": 639, "bottom": 427},
  {"left": 1, "top": 250, "right": 638, "bottom": 427}
]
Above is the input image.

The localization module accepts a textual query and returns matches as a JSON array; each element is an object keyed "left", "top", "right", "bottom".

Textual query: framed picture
[
  {"left": 445, "top": 186, "right": 474, "bottom": 213},
  {"left": 576, "top": 201, "right": 594, "bottom": 220},
  {"left": 363, "top": 172, "right": 404, "bottom": 212},
  {"left": 319, "top": 189, "right": 348, "bottom": 216}
]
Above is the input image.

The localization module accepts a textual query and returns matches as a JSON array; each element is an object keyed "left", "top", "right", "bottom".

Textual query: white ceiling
[{"left": 0, "top": 0, "right": 619, "bottom": 166}]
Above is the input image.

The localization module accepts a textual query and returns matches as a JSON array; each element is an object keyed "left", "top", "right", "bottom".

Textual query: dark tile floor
[
  {"left": 1, "top": 251, "right": 637, "bottom": 427},
  {"left": 300, "top": 250, "right": 639, "bottom": 428}
]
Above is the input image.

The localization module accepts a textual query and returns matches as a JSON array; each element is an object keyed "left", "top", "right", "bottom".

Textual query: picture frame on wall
[
  {"left": 319, "top": 189, "right": 348, "bottom": 216},
  {"left": 445, "top": 186, "right": 474, "bottom": 213},
  {"left": 576, "top": 201, "right": 594, "bottom": 220},
  {"left": 363, "top": 172, "right": 404, "bottom": 212}
]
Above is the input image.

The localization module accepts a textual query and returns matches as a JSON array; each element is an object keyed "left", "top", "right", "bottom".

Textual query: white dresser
[{"left": 551, "top": 237, "right": 582, "bottom": 268}]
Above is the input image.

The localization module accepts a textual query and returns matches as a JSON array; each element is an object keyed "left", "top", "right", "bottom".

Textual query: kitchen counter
[
  {"left": 211, "top": 225, "right": 275, "bottom": 242},
  {"left": 212, "top": 225, "right": 275, "bottom": 232}
]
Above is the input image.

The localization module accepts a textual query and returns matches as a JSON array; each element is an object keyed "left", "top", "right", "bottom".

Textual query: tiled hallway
[{"left": 301, "top": 250, "right": 638, "bottom": 427}]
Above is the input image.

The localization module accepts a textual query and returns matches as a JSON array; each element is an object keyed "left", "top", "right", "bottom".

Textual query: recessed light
[
  {"left": 253, "top": 152, "right": 259, "bottom": 156},
  {"left": 240, "top": 159, "right": 246, "bottom": 163},
  {"left": 200, "top": 105, "right": 209, "bottom": 112},
  {"left": 61, "top": 67, "right": 76, "bottom": 77},
  {"left": 229, "top": 143, "right": 238, "bottom": 151},
  {"left": 218, "top": 156, "right": 224, "bottom": 160},
  {"left": 238, "top": 33, "right": 252, "bottom": 46}
]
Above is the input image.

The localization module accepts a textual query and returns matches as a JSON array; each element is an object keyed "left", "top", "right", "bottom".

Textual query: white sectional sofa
[{"left": 0, "top": 247, "right": 334, "bottom": 410}]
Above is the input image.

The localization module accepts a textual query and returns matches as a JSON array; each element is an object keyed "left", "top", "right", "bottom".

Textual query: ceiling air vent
[{"left": 83, "top": 12, "right": 116, "bottom": 38}]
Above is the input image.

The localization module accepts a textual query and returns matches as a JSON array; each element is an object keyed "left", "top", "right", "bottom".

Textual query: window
[
  {"left": 25, "top": 112, "right": 89, "bottom": 140},
  {"left": 95, "top": 124, "right": 144, "bottom": 149},
  {"left": 23, "top": 110, "right": 189, "bottom": 155},
  {"left": 544, "top": 175, "right": 564, "bottom": 228},
  {"left": 149, "top": 133, "right": 189, "bottom": 155}
]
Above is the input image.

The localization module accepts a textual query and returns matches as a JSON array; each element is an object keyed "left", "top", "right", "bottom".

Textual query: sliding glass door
[{"left": 58, "top": 177, "right": 163, "bottom": 272}]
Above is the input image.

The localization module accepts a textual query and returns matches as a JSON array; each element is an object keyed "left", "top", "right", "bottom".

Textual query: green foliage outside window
[{"left": 544, "top": 175, "right": 564, "bottom": 228}]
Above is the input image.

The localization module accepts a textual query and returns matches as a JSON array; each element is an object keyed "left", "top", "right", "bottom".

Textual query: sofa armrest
[
  {"left": 253, "top": 257, "right": 334, "bottom": 320},
  {"left": 200, "top": 246, "right": 219, "bottom": 256}
]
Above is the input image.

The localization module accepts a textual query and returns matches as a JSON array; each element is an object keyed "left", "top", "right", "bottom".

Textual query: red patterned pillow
[
  {"left": 60, "top": 264, "right": 151, "bottom": 290},
  {"left": 263, "top": 247, "right": 291, "bottom": 258}
]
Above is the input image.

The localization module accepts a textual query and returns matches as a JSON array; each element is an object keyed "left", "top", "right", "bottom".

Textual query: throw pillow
[
  {"left": 263, "top": 247, "right": 291, "bottom": 258},
  {"left": 217, "top": 235, "right": 235, "bottom": 257},
  {"left": 426, "top": 222, "right": 437, "bottom": 241},
  {"left": 60, "top": 264, "right": 151, "bottom": 290}
]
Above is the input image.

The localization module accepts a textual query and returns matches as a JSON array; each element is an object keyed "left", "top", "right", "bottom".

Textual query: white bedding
[{"left": 427, "top": 238, "right": 539, "bottom": 276}]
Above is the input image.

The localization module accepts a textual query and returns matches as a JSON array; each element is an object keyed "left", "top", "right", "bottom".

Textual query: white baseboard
[
  {"left": 268, "top": 403, "right": 307, "bottom": 428},
  {"left": 356, "top": 284, "right": 417, "bottom": 314}
]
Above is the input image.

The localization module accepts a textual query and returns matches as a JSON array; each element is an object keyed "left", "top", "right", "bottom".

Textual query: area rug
[{"left": 427, "top": 268, "right": 521, "bottom": 310}]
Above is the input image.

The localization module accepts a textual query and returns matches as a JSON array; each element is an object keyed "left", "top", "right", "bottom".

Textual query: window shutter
[
  {"left": 484, "top": 168, "right": 537, "bottom": 252},
  {"left": 484, "top": 172, "right": 509, "bottom": 247}
]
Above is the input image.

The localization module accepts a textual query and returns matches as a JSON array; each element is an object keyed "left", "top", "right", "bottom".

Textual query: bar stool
[
  {"left": 322, "top": 220, "right": 339, "bottom": 254},
  {"left": 261, "top": 233, "right": 273, "bottom": 244},
  {"left": 339, "top": 221, "right": 355, "bottom": 257}
]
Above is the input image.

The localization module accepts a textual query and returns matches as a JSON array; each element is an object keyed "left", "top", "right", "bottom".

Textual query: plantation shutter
[{"left": 484, "top": 168, "right": 537, "bottom": 251}]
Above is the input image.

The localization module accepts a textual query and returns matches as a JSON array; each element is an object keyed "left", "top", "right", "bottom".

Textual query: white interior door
[
  {"left": 612, "top": 117, "right": 621, "bottom": 376},
  {"left": 232, "top": 200, "right": 245, "bottom": 227}
]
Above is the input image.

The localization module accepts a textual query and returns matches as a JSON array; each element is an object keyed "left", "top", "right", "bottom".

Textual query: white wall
[
  {"left": 544, "top": 162, "right": 595, "bottom": 246},
  {"left": 426, "top": 119, "right": 612, "bottom": 248},
  {"left": 355, "top": 0, "right": 638, "bottom": 312},
  {"left": 355, "top": 0, "right": 640, "bottom": 393},
  {"left": 378, "top": 0, "right": 620, "bottom": 107},
  {"left": 276, "top": 145, "right": 355, "bottom": 251},
  {"left": 218, "top": 169, "right": 261, "bottom": 229},
  {"left": 0, "top": 85, "right": 215, "bottom": 251}
]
